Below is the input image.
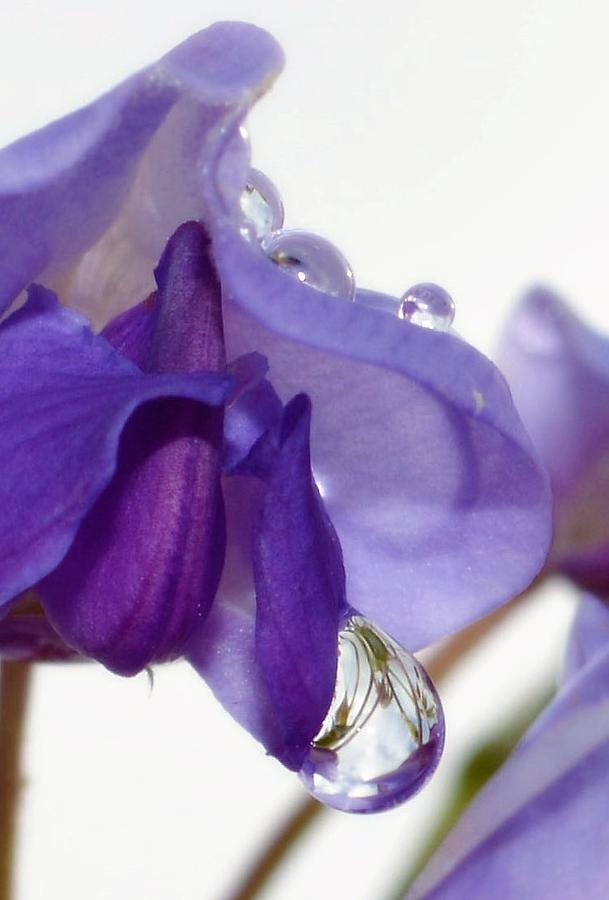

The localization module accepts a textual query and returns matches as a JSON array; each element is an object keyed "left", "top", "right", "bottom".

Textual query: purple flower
[
  {"left": 407, "top": 592, "right": 609, "bottom": 898},
  {"left": 406, "top": 289, "right": 609, "bottom": 887},
  {"left": 498, "top": 287, "right": 609, "bottom": 594},
  {"left": 0, "top": 22, "right": 551, "bottom": 790},
  {"left": 0, "top": 220, "right": 238, "bottom": 675}
]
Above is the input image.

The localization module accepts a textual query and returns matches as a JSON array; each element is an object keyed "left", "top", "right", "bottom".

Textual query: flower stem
[
  {"left": 0, "top": 661, "right": 32, "bottom": 900},
  {"left": 227, "top": 794, "right": 321, "bottom": 900}
]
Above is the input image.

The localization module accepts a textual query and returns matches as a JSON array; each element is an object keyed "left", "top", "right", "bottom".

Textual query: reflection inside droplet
[
  {"left": 239, "top": 168, "right": 284, "bottom": 242},
  {"left": 398, "top": 283, "right": 455, "bottom": 331},
  {"left": 299, "top": 615, "right": 444, "bottom": 813},
  {"left": 262, "top": 229, "right": 356, "bottom": 300}
]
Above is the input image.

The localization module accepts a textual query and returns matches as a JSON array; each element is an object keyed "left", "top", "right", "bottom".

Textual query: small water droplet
[
  {"left": 299, "top": 615, "right": 444, "bottom": 813},
  {"left": 261, "top": 229, "right": 356, "bottom": 300},
  {"left": 239, "top": 169, "right": 284, "bottom": 242},
  {"left": 398, "top": 283, "right": 455, "bottom": 331}
]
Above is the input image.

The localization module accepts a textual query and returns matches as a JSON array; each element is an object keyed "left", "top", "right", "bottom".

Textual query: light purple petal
[
  {"left": 0, "top": 22, "right": 283, "bottom": 323},
  {"left": 407, "top": 599, "right": 609, "bottom": 900},
  {"left": 36, "top": 223, "right": 229, "bottom": 674},
  {"left": 563, "top": 592, "right": 609, "bottom": 681},
  {"left": 498, "top": 286, "right": 609, "bottom": 590},
  {"left": 209, "top": 228, "right": 552, "bottom": 651},
  {"left": 0, "top": 278, "right": 231, "bottom": 622}
]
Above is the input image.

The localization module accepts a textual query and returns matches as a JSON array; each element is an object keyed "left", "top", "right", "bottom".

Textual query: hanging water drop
[
  {"left": 398, "top": 283, "right": 455, "bottom": 331},
  {"left": 261, "top": 229, "right": 356, "bottom": 301},
  {"left": 299, "top": 615, "right": 444, "bottom": 813},
  {"left": 239, "top": 168, "right": 284, "bottom": 242}
]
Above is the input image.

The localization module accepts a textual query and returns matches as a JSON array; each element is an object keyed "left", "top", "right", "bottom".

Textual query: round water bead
[
  {"left": 398, "top": 282, "right": 455, "bottom": 331},
  {"left": 239, "top": 168, "right": 284, "bottom": 242},
  {"left": 261, "top": 229, "right": 356, "bottom": 301},
  {"left": 299, "top": 615, "right": 444, "bottom": 813}
]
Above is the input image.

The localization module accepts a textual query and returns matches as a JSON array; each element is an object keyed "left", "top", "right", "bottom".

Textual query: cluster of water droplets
[
  {"left": 299, "top": 615, "right": 444, "bottom": 813},
  {"left": 238, "top": 168, "right": 455, "bottom": 330},
  {"left": 239, "top": 168, "right": 448, "bottom": 811}
]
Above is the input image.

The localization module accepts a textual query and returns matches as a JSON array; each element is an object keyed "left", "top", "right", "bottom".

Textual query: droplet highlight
[
  {"left": 398, "top": 283, "right": 455, "bottom": 331},
  {"left": 239, "top": 168, "right": 284, "bottom": 242},
  {"left": 299, "top": 615, "right": 444, "bottom": 813},
  {"left": 262, "top": 229, "right": 356, "bottom": 301}
]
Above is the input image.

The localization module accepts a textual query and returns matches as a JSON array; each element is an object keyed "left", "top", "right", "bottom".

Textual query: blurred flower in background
[
  {"left": 499, "top": 287, "right": 609, "bottom": 595},
  {"left": 405, "top": 291, "right": 609, "bottom": 897},
  {"left": 408, "top": 592, "right": 609, "bottom": 899}
]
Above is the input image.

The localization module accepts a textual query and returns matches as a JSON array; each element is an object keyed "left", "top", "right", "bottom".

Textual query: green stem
[
  {"left": 227, "top": 795, "right": 321, "bottom": 900},
  {"left": 0, "top": 661, "right": 32, "bottom": 900}
]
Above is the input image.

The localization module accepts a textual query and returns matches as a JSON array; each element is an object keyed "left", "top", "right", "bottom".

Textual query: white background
[{"left": 1, "top": 2, "right": 605, "bottom": 898}]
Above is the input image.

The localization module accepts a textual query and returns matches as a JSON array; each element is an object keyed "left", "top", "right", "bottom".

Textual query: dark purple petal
[
  {"left": 223, "top": 374, "right": 283, "bottom": 472},
  {"left": 560, "top": 545, "right": 609, "bottom": 596},
  {"left": 209, "top": 228, "right": 552, "bottom": 651},
  {"left": 103, "top": 285, "right": 270, "bottom": 398},
  {"left": 253, "top": 395, "right": 347, "bottom": 769},
  {"left": 189, "top": 397, "right": 347, "bottom": 767},
  {"left": 106, "top": 221, "right": 227, "bottom": 375},
  {"left": 39, "top": 397, "right": 226, "bottom": 675},
  {"left": 38, "top": 223, "right": 229, "bottom": 674},
  {"left": 407, "top": 599, "right": 609, "bottom": 900},
  {"left": 0, "top": 22, "right": 283, "bottom": 323},
  {"left": 99, "top": 290, "right": 158, "bottom": 368},
  {"left": 498, "top": 286, "right": 609, "bottom": 590},
  {"left": 0, "top": 616, "right": 76, "bottom": 661},
  {"left": 0, "top": 283, "right": 231, "bottom": 618}
]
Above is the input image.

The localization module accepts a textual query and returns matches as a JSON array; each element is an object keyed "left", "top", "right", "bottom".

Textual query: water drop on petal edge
[
  {"left": 299, "top": 615, "right": 444, "bottom": 813},
  {"left": 399, "top": 282, "right": 455, "bottom": 331},
  {"left": 239, "top": 168, "right": 285, "bottom": 242},
  {"left": 262, "top": 229, "right": 356, "bottom": 301}
]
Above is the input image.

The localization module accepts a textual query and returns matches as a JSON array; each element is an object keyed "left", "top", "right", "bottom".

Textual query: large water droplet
[
  {"left": 399, "top": 283, "right": 455, "bottom": 331},
  {"left": 299, "top": 615, "right": 444, "bottom": 813},
  {"left": 261, "top": 229, "right": 356, "bottom": 301},
  {"left": 239, "top": 168, "right": 284, "bottom": 242}
]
